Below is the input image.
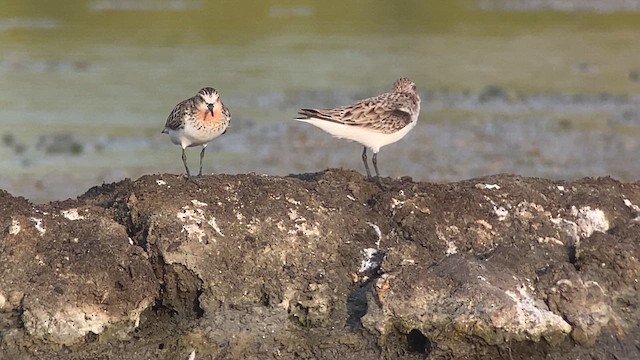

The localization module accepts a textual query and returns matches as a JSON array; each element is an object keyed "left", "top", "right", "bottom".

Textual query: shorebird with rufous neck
[{"left": 162, "top": 87, "right": 231, "bottom": 177}]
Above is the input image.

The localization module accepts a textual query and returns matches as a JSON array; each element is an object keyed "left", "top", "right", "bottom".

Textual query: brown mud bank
[{"left": 1, "top": 170, "right": 639, "bottom": 359}]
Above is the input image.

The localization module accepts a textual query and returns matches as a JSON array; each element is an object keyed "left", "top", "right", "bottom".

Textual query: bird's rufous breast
[{"left": 198, "top": 106, "right": 226, "bottom": 124}]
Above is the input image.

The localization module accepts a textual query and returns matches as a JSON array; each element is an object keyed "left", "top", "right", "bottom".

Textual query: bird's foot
[
  {"left": 186, "top": 175, "right": 205, "bottom": 187},
  {"left": 366, "top": 175, "right": 386, "bottom": 190}
]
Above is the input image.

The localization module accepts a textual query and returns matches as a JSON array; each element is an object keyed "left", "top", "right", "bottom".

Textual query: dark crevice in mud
[
  {"left": 567, "top": 243, "right": 578, "bottom": 268},
  {"left": 121, "top": 193, "right": 151, "bottom": 251},
  {"left": 122, "top": 196, "right": 205, "bottom": 319},
  {"left": 346, "top": 280, "right": 371, "bottom": 329},
  {"left": 146, "top": 300, "right": 181, "bottom": 323},
  {"left": 136, "top": 226, "right": 150, "bottom": 251},
  {"left": 157, "top": 264, "right": 205, "bottom": 320},
  {"left": 81, "top": 183, "right": 149, "bottom": 251},
  {"left": 407, "top": 328, "right": 433, "bottom": 355},
  {"left": 259, "top": 284, "right": 274, "bottom": 307},
  {"left": 193, "top": 289, "right": 205, "bottom": 318},
  {"left": 123, "top": 207, "right": 151, "bottom": 252},
  {"left": 84, "top": 331, "right": 99, "bottom": 343},
  {"left": 346, "top": 249, "right": 386, "bottom": 329},
  {"left": 144, "top": 238, "right": 205, "bottom": 321},
  {"left": 122, "top": 211, "right": 145, "bottom": 249},
  {"left": 380, "top": 327, "right": 435, "bottom": 359}
]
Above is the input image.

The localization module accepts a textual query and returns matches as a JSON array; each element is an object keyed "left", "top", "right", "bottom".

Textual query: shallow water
[{"left": 1, "top": 0, "right": 640, "bottom": 201}]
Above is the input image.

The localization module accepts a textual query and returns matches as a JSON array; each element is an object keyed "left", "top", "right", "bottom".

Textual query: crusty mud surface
[{"left": 1, "top": 170, "right": 639, "bottom": 359}]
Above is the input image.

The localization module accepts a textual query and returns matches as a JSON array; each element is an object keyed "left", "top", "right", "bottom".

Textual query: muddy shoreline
[{"left": 1, "top": 170, "right": 638, "bottom": 359}]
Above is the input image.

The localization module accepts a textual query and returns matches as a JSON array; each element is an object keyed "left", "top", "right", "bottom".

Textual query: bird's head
[
  {"left": 197, "top": 87, "right": 220, "bottom": 117},
  {"left": 392, "top": 78, "right": 417, "bottom": 94}
]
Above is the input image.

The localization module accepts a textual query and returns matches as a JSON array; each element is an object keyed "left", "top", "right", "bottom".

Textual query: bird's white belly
[
  {"left": 296, "top": 117, "right": 417, "bottom": 154},
  {"left": 167, "top": 122, "right": 226, "bottom": 148}
]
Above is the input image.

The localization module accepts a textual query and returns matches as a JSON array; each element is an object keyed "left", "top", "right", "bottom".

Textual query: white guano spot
[
  {"left": 623, "top": 198, "right": 640, "bottom": 212},
  {"left": 570, "top": 206, "right": 610, "bottom": 238},
  {"left": 556, "top": 185, "right": 566, "bottom": 192},
  {"left": 367, "top": 222, "right": 382, "bottom": 247},
  {"left": 623, "top": 198, "right": 639, "bottom": 211},
  {"left": 191, "top": 199, "right": 208, "bottom": 207},
  {"left": 537, "top": 237, "right": 564, "bottom": 246},
  {"left": 30, "top": 217, "right": 45, "bottom": 235},
  {"left": 177, "top": 202, "right": 223, "bottom": 242},
  {"left": 8, "top": 218, "right": 21, "bottom": 235},
  {"left": 476, "top": 183, "right": 501, "bottom": 190},
  {"left": 446, "top": 241, "right": 458, "bottom": 255},
  {"left": 623, "top": 198, "right": 640, "bottom": 221},
  {"left": 156, "top": 179, "right": 167, "bottom": 186},
  {"left": 502, "top": 284, "right": 572, "bottom": 335},
  {"left": 436, "top": 226, "right": 459, "bottom": 255},
  {"left": 288, "top": 208, "right": 299, "bottom": 221},
  {"left": 391, "top": 198, "right": 405, "bottom": 209},
  {"left": 286, "top": 197, "right": 300, "bottom": 205},
  {"left": 359, "top": 248, "right": 380, "bottom": 273},
  {"left": 484, "top": 195, "right": 509, "bottom": 221},
  {"left": 493, "top": 206, "right": 509, "bottom": 221},
  {"left": 61, "top": 208, "right": 85, "bottom": 220},
  {"left": 180, "top": 223, "right": 206, "bottom": 242},
  {"left": 208, "top": 217, "right": 224, "bottom": 237}
]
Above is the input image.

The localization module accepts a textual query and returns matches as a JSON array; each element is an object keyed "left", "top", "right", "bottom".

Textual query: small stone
[{"left": 8, "top": 291, "right": 23, "bottom": 308}]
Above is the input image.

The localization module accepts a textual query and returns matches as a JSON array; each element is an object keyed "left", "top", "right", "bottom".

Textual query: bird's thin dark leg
[
  {"left": 372, "top": 152, "right": 382, "bottom": 186},
  {"left": 362, "top": 147, "right": 372, "bottom": 179},
  {"left": 372, "top": 152, "right": 381, "bottom": 178},
  {"left": 181, "top": 148, "right": 191, "bottom": 177},
  {"left": 199, "top": 146, "right": 206, "bottom": 176}
]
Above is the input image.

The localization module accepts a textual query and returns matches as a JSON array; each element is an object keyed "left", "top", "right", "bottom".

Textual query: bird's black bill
[{"left": 207, "top": 104, "right": 215, "bottom": 117}]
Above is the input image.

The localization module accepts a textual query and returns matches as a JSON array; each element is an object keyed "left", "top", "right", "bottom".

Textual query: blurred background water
[{"left": 1, "top": 0, "right": 640, "bottom": 202}]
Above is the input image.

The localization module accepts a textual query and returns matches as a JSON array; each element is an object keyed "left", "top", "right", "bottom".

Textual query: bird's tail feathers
[{"left": 295, "top": 108, "right": 339, "bottom": 123}]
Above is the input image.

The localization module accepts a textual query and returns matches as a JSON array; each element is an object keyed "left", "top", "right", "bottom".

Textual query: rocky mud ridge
[{"left": 0, "top": 170, "right": 639, "bottom": 359}]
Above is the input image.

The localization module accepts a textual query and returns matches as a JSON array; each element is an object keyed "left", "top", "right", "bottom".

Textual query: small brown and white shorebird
[
  {"left": 162, "top": 87, "right": 231, "bottom": 177},
  {"left": 295, "top": 78, "right": 420, "bottom": 181}
]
